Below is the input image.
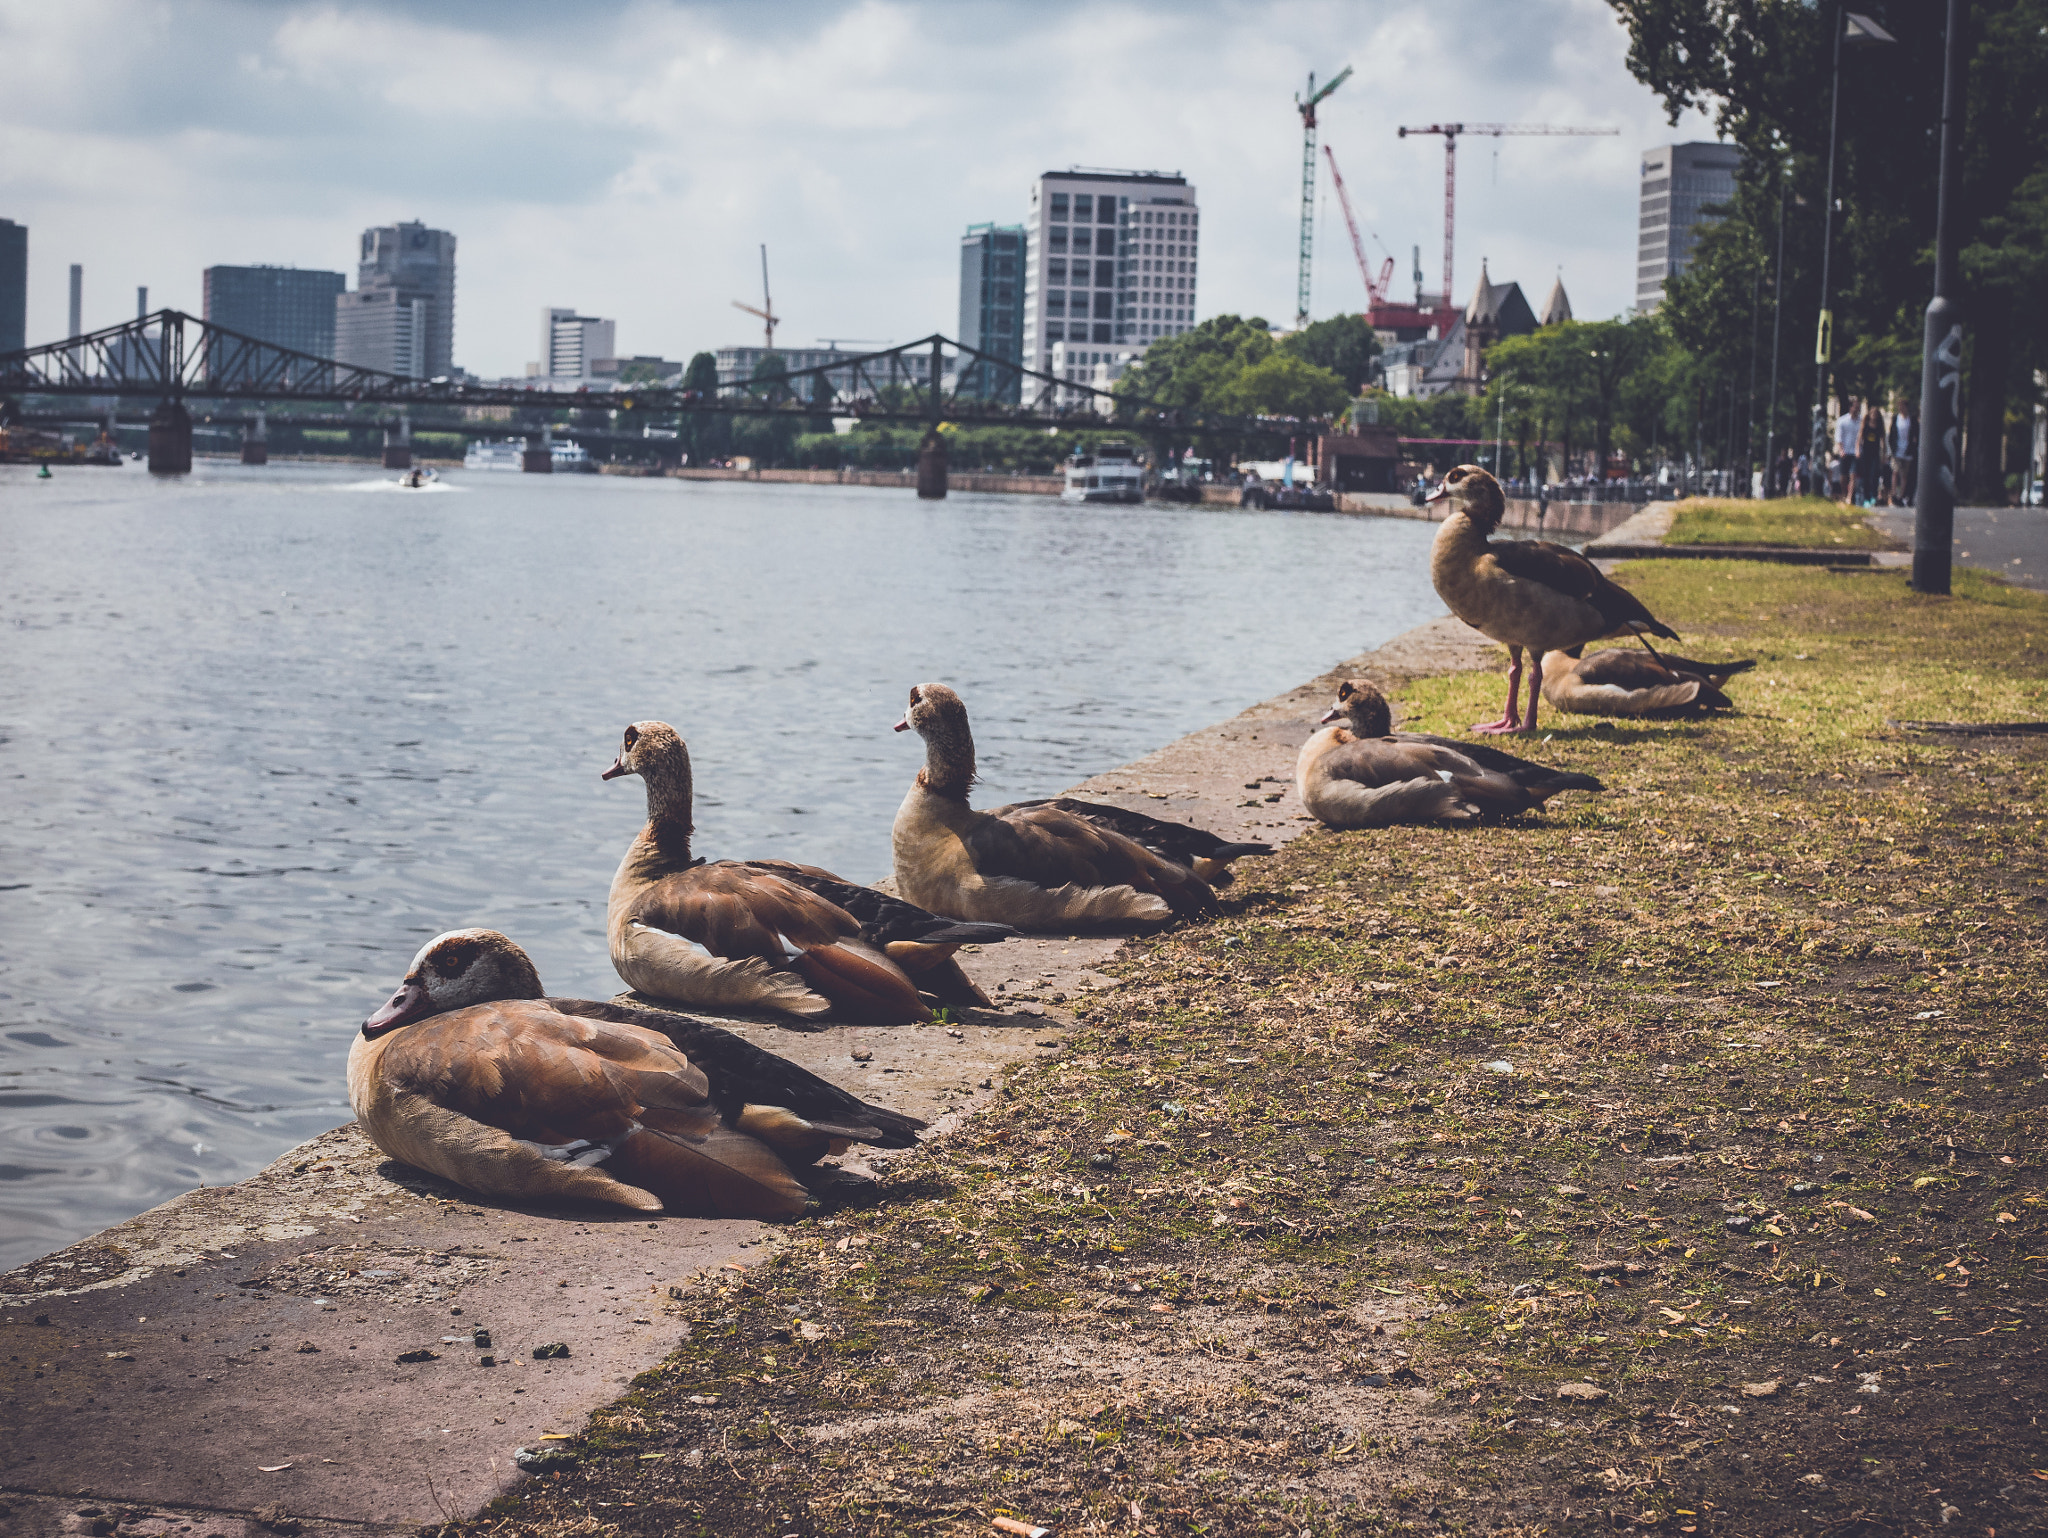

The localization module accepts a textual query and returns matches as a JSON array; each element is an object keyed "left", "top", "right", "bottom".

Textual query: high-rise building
[
  {"left": 203, "top": 265, "right": 346, "bottom": 357},
  {"left": 334, "top": 221, "right": 456, "bottom": 377},
  {"left": 0, "top": 218, "right": 24, "bottom": 353},
  {"left": 533, "top": 308, "right": 616, "bottom": 379},
  {"left": 1022, "top": 169, "right": 1198, "bottom": 379},
  {"left": 1635, "top": 142, "right": 1740, "bottom": 313},
  {"left": 957, "top": 223, "right": 1024, "bottom": 402}
]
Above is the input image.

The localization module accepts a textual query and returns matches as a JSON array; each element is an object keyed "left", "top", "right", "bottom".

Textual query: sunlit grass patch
[{"left": 1666, "top": 494, "right": 1897, "bottom": 548}]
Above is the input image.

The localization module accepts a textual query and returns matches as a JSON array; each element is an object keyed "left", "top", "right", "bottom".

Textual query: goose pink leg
[
  {"left": 1472, "top": 647, "right": 1524, "bottom": 733},
  {"left": 1512, "top": 652, "right": 1545, "bottom": 735}
]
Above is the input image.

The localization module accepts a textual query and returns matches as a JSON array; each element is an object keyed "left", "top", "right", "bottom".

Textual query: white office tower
[
  {"left": 1023, "top": 169, "right": 1197, "bottom": 379},
  {"left": 1635, "top": 143, "right": 1740, "bottom": 313},
  {"left": 534, "top": 308, "right": 617, "bottom": 379}
]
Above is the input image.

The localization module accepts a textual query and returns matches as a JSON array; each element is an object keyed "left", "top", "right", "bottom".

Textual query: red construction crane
[
  {"left": 1396, "top": 123, "right": 1618, "bottom": 308},
  {"left": 1323, "top": 144, "right": 1394, "bottom": 307}
]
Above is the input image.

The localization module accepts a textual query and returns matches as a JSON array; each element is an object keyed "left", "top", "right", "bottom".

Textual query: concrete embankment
[{"left": 0, "top": 617, "right": 1497, "bottom": 1538}]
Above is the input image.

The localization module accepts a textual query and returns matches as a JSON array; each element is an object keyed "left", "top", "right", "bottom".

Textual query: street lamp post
[
  {"left": 1912, "top": 0, "right": 1968, "bottom": 594},
  {"left": 1811, "top": 8, "right": 1898, "bottom": 488}
]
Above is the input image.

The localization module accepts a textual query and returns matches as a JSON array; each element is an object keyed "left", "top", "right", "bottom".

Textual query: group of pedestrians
[{"left": 1833, "top": 395, "right": 1917, "bottom": 506}]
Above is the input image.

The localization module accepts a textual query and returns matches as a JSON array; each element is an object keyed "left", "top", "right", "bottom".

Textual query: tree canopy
[{"left": 1608, "top": 0, "right": 2048, "bottom": 495}]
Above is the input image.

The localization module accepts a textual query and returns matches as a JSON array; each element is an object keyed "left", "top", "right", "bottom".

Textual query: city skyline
[{"left": 0, "top": 0, "right": 1716, "bottom": 378}]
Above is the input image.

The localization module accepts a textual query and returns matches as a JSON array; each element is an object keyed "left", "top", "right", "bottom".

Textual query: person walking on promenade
[
  {"left": 1891, "top": 401, "right": 1917, "bottom": 508},
  {"left": 1859, "top": 401, "right": 1886, "bottom": 506},
  {"left": 1835, "top": 398, "right": 1861, "bottom": 504}
]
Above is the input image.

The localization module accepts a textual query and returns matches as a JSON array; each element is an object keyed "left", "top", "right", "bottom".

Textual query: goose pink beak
[
  {"left": 892, "top": 718, "right": 909, "bottom": 733},
  {"left": 1319, "top": 705, "right": 1344, "bottom": 724},
  {"left": 1424, "top": 481, "right": 1447, "bottom": 503},
  {"left": 601, "top": 755, "right": 628, "bottom": 780},
  {"left": 362, "top": 977, "right": 428, "bottom": 1036}
]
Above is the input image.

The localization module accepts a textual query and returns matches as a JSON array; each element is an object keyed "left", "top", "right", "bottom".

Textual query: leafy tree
[
  {"left": 1608, "top": 0, "right": 2048, "bottom": 497},
  {"left": 1279, "top": 314, "right": 1380, "bottom": 393},
  {"left": 678, "top": 351, "right": 728, "bottom": 464},
  {"left": 1220, "top": 353, "right": 1351, "bottom": 420}
]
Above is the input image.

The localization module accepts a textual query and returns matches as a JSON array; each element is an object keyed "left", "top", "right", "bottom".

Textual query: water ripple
[{"left": 0, "top": 462, "right": 1441, "bottom": 1267}]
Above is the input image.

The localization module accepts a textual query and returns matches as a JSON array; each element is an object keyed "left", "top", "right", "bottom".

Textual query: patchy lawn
[
  {"left": 1665, "top": 497, "right": 1898, "bottom": 550},
  {"left": 452, "top": 564, "right": 2047, "bottom": 1538}
]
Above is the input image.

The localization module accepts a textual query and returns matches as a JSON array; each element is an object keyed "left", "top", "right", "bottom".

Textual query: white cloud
[{"left": 0, "top": 0, "right": 1717, "bottom": 375}]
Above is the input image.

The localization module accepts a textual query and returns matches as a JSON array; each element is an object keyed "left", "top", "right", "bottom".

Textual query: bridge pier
[
  {"left": 241, "top": 410, "right": 268, "bottom": 466},
  {"left": 522, "top": 427, "right": 553, "bottom": 474},
  {"left": 382, "top": 414, "right": 411, "bottom": 471},
  {"left": 916, "top": 428, "right": 948, "bottom": 500},
  {"left": 147, "top": 399, "right": 192, "bottom": 474}
]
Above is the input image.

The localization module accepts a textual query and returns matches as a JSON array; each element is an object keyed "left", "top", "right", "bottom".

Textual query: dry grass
[{"left": 448, "top": 563, "right": 2048, "bottom": 1538}]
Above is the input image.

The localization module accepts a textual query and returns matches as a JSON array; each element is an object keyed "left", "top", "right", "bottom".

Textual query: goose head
[
  {"left": 1318, "top": 678, "right": 1393, "bottom": 735},
  {"left": 1425, "top": 463, "right": 1506, "bottom": 532},
  {"left": 894, "top": 683, "right": 976, "bottom": 796},
  {"left": 361, "top": 928, "right": 545, "bottom": 1037},
  {"left": 601, "top": 720, "right": 694, "bottom": 832}
]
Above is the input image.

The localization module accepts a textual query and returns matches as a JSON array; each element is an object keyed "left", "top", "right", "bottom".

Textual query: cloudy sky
[{"left": 1, "top": 0, "right": 1716, "bottom": 378}]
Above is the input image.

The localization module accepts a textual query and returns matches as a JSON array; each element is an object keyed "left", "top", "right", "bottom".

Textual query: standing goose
[
  {"left": 347, "top": 929, "right": 924, "bottom": 1219},
  {"left": 1297, "top": 679, "right": 1605, "bottom": 828},
  {"left": 604, "top": 721, "right": 1006, "bottom": 1024},
  {"left": 891, "top": 682, "right": 1225, "bottom": 929},
  {"left": 1539, "top": 646, "right": 1754, "bottom": 718},
  {"left": 1428, "top": 464, "right": 1679, "bottom": 734}
]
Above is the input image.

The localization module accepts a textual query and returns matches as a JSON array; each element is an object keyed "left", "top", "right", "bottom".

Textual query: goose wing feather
[
  {"left": 1489, "top": 541, "right": 1680, "bottom": 640},
  {"left": 738, "top": 859, "right": 1016, "bottom": 946},
  {"left": 624, "top": 862, "right": 857, "bottom": 961},
  {"left": 1390, "top": 732, "right": 1605, "bottom": 796},
  {"left": 975, "top": 802, "right": 1214, "bottom": 915},
  {"left": 1007, "top": 798, "right": 1273, "bottom": 865},
  {"left": 546, "top": 996, "right": 926, "bottom": 1148}
]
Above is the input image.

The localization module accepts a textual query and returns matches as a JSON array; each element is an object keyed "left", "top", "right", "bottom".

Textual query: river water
[{"left": 0, "top": 461, "right": 1442, "bottom": 1268}]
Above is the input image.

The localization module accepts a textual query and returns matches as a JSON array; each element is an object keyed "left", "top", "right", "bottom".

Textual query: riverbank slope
[{"left": 432, "top": 561, "right": 2048, "bottom": 1537}]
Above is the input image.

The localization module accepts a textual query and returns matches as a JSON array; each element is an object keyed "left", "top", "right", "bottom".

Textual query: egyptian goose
[
  {"left": 604, "top": 721, "right": 1009, "bottom": 1023},
  {"left": 891, "top": 683, "right": 1227, "bottom": 929},
  {"left": 347, "top": 929, "right": 923, "bottom": 1219},
  {"left": 1539, "top": 647, "right": 1754, "bottom": 718},
  {"left": 1428, "top": 464, "right": 1678, "bottom": 733},
  {"left": 1297, "top": 678, "right": 1605, "bottom": 828}
]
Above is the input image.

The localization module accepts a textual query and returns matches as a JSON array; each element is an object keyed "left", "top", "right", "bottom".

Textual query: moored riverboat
[{"left": 1062, "top": 441, "right": 1145, "bottom": 504}]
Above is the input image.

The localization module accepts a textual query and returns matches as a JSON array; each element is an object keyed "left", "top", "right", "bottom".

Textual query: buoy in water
[{"left": 37, "top": 464, "right": 53, "bottom": 479}]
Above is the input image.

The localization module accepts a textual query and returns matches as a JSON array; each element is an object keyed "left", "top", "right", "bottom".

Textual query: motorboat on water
[{"left": 1061, "top": 440, "right": 1145, "bottom": 504}]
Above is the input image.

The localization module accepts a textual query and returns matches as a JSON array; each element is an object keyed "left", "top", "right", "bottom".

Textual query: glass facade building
[
  {"left": 0, "top": 218, "right": 25, "bottom": 353},
  {"left": 335, "top": 221, "right": 456, "bottom": 377},
  {"left": 957, "top": 223, "right": 1024, "bottom": 402},
  {"left": 202, "top": 265, "right": 346, "bottom": 357}
]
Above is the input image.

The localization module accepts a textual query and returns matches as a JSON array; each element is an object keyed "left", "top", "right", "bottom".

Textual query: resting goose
[
  {"left": 1428, "top": 464, "right": 1679, "bottom": 734},
  {"left": 1297, "top": 678, "right": 1605, "bottom": 827},
  {"left": 347, "top": 929, "right": 924, "bottom": 1218},
  {"left": 1540, "top": 646, "right": 1754, "bottom": 718},
  {"left": 891, "top": 682, "right": 1225, "bottom": 930},
  {"left": 605, "top": 721, "right": 1009, "bottom": 1023}
]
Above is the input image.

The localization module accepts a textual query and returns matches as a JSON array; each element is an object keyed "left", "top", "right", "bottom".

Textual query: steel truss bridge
[{"left": 0, "top": 309, "right": 1298, "bottom": 438}]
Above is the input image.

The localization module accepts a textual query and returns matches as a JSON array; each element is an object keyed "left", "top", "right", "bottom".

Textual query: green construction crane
[{"left": 1294, "top": 64, "right": 1353, "bottom": 330}]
